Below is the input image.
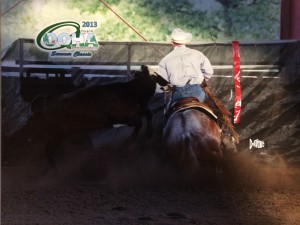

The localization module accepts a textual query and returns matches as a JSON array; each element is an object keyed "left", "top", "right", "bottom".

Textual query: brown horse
[
  {"left": 163, "top": 97, "right": 224, "bottom": 176},
  {"left": 136, "top": 66, "right": 239, "bottom": 177}
]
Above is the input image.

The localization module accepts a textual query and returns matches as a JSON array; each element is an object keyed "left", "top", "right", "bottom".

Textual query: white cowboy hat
[{"left": 171, "top": 28, "right": 193, "bottom": 44}]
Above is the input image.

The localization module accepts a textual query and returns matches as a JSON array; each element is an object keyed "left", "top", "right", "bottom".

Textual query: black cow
[{"left": 31, "top": 65, "right": 168, "bottom": 168}]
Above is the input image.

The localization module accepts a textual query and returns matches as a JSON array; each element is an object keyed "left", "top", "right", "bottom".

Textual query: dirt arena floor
[{"left": 2, "top": 133, "right": 300, "bottom": 225}]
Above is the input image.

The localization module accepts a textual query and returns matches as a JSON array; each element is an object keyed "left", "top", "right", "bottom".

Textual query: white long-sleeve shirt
[{"left": 157, "top": 45, "right": 213, "bottom": 87}]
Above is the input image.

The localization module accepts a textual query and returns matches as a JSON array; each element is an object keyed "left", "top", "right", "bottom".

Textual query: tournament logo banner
[{"left": 36, "top": 21, "right": 99, "bottom": 58}]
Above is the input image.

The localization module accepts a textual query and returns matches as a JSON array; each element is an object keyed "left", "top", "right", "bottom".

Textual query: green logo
[{"left": 36, "top": 21, "right": 99, "bottom": 56}]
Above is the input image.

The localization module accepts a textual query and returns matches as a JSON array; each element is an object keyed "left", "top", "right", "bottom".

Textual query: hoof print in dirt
[
  {"left": 112, "top": 206, "right": 126, "bottom": 211},
  {"left": 138, "top": 216, "right": 157, "bottom": 221},
  {"left": 167, "top": 212, "right": 187, "bottom": 219}
]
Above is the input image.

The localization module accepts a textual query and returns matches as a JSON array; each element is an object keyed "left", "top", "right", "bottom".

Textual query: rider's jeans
[{"left": 170, "top": 84, "right": 206, "bottom": 104}]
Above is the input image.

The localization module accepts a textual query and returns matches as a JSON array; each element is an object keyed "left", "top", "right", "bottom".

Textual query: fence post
[
  {"left": 127, "top": 43, "right": 132, "bottom": 76},
  {"left": 19, "top": 38, "right": 24, "bottom": 77}
]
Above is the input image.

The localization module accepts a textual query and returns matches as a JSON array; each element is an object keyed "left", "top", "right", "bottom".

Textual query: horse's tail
[{"left": 203, "top": 86, "right": 240, "bottom": 144}]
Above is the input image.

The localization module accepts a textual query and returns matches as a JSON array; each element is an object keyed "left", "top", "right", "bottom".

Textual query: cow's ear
[{"left": 141, "top": 65, "right": 148, "bottom": 72}]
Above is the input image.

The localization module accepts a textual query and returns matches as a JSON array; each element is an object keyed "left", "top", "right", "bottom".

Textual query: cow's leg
[
  {"left": 144, "top": 107, "right": 153, "bottom": 138},
  {"left": 128, "top": 107, "right": 153, "bottom": 140},
  {"left": 42, "top": 128, "right": 64, "bottom": 178},
  {"left": 129, "top": 117, "right": 143, "bottom": 141}
]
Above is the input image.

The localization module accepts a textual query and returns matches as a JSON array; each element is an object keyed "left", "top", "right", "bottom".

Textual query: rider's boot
[
  {"left": 221, "top": 127, "right": 238, "bottom": 153},
  {"left": 222, "top": 135, "right": 238, "bottom": 153}
]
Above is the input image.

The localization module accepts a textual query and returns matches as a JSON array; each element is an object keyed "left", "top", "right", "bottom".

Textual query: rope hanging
[
  {"left": 99, "top": 0, "right": 165, "bottom": 56},
  {"left": 99, "top": 0, "right": 149, "bottom": 41},
  {"left": 1, "top": 0, "right": 24, "bottom": 16}
]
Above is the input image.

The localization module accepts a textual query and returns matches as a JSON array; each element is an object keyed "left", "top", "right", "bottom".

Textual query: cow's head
[
  {"left": 132, "top": 65, "right": 171, "bottom": 93},
  {"left": 132, "top": 65, "right": 154, "bottom": 78}
]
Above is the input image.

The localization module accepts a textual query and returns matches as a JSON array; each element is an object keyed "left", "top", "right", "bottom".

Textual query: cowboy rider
[
  {"left": 156, "top": 28, "right": 238, "bottom": 153},
  {"left": 157, "top": 28, "right": 213, "bottom": 107}
]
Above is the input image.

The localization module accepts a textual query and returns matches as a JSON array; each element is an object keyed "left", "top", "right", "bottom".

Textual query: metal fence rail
[{"left": 1, "top": 38, "right": 299, "bottom": 79}]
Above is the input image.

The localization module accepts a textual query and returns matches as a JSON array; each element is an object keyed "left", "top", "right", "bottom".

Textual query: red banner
[{"left": 232, "top": 41, "right": 241, "bottom": 124}]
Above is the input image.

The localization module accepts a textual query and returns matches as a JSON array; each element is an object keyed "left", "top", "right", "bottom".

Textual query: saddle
[{"left": 166, "top": 97, "right": 218, "bottom": 122}]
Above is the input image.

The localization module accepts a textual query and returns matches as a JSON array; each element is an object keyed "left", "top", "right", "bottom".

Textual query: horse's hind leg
[
  {"left": 164, "top": 137, "right": 200, "bottom": 179},
  {"left": 180, "top": 137, "right": 200, "bottom": 172}
]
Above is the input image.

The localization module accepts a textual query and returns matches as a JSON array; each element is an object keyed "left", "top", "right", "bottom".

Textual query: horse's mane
[{"left": 204, "top": 86, "right": 240, "bottom": 144}]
